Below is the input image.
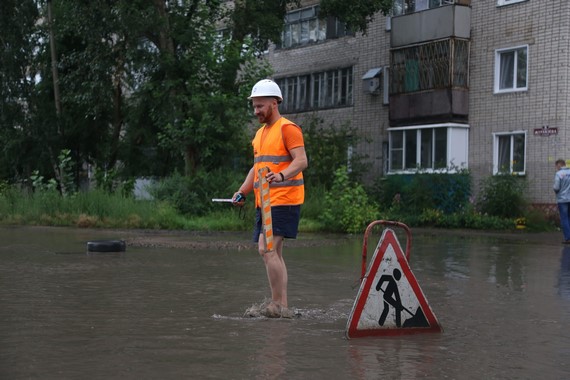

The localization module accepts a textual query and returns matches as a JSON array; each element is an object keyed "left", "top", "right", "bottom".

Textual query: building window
[
  {"left": 393, "top": 0, "right": 458, "bottom": 16},
  {"left": 493, "top": 132, "right": 526, "bottom": 175},
  {"left": 497, "top": 0, "right": 528, "bottom": 6},
  {"left": 391, "top": 39, "right": 469, "bottom": 95},
  {"left": 388, "top": 123, "right": 469, "bottom": 172},
  {"left": 494, "top": 45, "right": 528, "bottom": 93},
  {"left": 390, "top": 128, "right": 447, "bottom": 170},
  {"left": 276, "top": 67, "right": 353, "bottom": 113},
  {"left": 279, "top": 6, "right": 349, "bottom": 49}
]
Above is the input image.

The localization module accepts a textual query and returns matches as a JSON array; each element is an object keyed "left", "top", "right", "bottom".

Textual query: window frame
[
  {"left": 280, "top": 5, "right": 349, "bottom": 49},
  {"left": 497, "top": 0, "right": 528, "bottom": 7},
  {"left": 492, "top": 131, "right": 527, "bottom": 175},
  {"left": 276, "top": 67, "right": 353, "bottom": 113},
  {"left": 388, "top": 123, "right": 469, "bottom": 173},
  {"left": 389, "top": 128, "right": 447, "bottom": 171},
  {"left": 281, "top": 6, "right": 324, "bottom": 49},
  {"left": 494, "top": 45, "right": 529, "bottom": 93},
  {"left": 392, "top": 0, "right": 460, "bottom": 16}
]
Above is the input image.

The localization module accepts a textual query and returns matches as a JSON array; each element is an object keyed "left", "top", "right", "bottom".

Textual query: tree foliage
[
  {"left": 0, "top": 0, "right": 43, "bottom": 181},
  {"left": 0, "top": 0, "right": 296, "bottom": 190},
  {"left": 302, "top": 115, "right": 369, "bottom": 189},
  {"left": 320, "top": 0, "right": 394, "bottom": 34},
  {"left": 320, "top": 166, "right": 379, "bottom": 233},
  {"left": 477, "top": 174, "right": 527, "bottom": 219}
]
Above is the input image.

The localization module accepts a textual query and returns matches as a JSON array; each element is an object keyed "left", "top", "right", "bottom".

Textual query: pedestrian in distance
[
  {"left": 233, "top": 79, "right": 308, "bottom": 318},
  {"left": 554, "top": 159, "right": 570, "bottom": 244}
]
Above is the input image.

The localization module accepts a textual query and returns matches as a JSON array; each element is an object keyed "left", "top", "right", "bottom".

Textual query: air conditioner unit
[
  {"left": 362, "top": 68, "right": 382, "bottom": 95},
  {"left": 368, "top": 77, "right": 380, "bottom": 93}
]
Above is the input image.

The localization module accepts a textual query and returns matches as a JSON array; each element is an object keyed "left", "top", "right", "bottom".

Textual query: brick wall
[
  {"left": 469, "top": 0, "right": 570, "bottom": 204},
  {"left": 266, "top": 4, "right": 392, "bottom": 178},
  {"left": 263, "top": 0, "right": 570, "bottom": 204}
]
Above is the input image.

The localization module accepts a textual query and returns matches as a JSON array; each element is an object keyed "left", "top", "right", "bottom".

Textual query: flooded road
[{"left": 1, "top": 226, "right": 569, "bottom": 379}]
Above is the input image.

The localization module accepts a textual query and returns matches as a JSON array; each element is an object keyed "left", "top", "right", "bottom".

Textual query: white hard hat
[{"left": 248, "top": 79, "right": 283, "bottom": 102}]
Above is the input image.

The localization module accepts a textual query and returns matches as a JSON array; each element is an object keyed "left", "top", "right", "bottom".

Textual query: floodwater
[{"left": 1, "top": 226, "right": 569, "bottom": 379}]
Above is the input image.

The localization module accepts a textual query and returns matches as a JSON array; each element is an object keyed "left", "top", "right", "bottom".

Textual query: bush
[
  {"left": 320, "top": 166, "right": 379, "bottom": 233},
  {"left": 437, "top": 209, "right": 514, "bottom": 230},
  {"left": 150, "top": 169, "right": 245, "bottom": 216},
  {"left": 371, "top": 170, "right": 472, "bottom": 215},
  {"left": 302, "top": 115, "right": 368, "bottom": 188},
  {"left": 301, "top": 183, "right": 327, "bottom": 221},
  {"left": 477, "top": 174, "right": 527, "bottom": 219}
]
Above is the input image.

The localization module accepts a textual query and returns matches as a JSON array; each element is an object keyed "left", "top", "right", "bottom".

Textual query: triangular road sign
[{"left": 346, "top": 228, "right": 442, "bottom": 338}]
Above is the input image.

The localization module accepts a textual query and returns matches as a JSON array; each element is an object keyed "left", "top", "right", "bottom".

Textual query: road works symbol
[{"left": 346, "top": 228, "right": 441, "bottom": 338}]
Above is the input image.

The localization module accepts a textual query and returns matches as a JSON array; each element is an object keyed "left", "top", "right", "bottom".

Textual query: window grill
[{"left": 390, "top": 38, "right": 469, "bottom": 95}]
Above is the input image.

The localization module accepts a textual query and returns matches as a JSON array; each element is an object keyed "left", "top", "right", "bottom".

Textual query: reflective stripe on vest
[{"left": 254, "top": 155, "right": 292, "bottom": 163}]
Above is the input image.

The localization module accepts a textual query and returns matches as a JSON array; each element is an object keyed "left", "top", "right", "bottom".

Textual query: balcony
[
  {"left": 391, "top": 2, "right": 471, "bottom": 48},
  {"left": 389, "top": 4, "right": 471, "bottom": 126}
]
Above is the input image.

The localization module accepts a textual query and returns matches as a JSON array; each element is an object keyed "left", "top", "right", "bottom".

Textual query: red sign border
[{"left": 346, "top": 229, "right": 442, "bottom": 338}]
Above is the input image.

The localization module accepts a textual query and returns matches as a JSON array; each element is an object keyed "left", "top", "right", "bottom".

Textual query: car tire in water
[{"left": 87, "top": 240, "right": 126, "bottom": 253}]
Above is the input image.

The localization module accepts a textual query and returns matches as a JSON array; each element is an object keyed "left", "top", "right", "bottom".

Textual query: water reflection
[
  {"left": 486, "top": 245, "right": 527, "bottom": 291},
  {"left": 558, "top": 246, "right": 570, "bottom": 299},
  {"left": 1, "top": 227, "right": 570, "bottom": 379},
  {"left": 252, "top": 321, "right": 289, "bottom": 380},
  {"left": 348, "top": 335, "right": 444, "bottom": 379}
]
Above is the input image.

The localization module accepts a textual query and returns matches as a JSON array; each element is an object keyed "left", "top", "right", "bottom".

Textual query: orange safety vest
[{"left": 252, "top": 117, "right": 305, "bottom": 208}]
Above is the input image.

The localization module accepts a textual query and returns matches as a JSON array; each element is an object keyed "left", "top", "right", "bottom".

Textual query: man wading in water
[{"left": 233, "top": 79, "right": 308, "bottom": 318}]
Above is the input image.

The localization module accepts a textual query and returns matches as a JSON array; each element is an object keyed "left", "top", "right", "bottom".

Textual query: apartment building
[{"left": 263, "top": 0, "right": 570, "bottom": 206}]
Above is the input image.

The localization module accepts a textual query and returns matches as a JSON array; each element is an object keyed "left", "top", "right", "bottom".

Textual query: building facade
[{"left": 263, "top": 0, "right": 570, "bottom": 206}]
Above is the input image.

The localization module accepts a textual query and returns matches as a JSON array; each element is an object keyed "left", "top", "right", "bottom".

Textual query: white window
[
  {"left": 497, "top": 0, "right": 528, "bottom": 6},
  {"left": 388, "top": 123, "right": 469, "bottom": 172},
  {"left": 494, "top": 45, "right": 528, "bottom": 93},
  {"left": 493, "top": 131, "right": 526, "bottom": 175}
]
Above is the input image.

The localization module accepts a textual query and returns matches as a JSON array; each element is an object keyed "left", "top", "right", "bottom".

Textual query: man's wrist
[{"left": 279, "top": 173, "right": 285, "bottom": 181}]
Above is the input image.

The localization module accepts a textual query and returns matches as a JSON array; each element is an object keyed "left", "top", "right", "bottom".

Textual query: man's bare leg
[{"left": 258, "top": 234, "right": 288, "bottom": 314}]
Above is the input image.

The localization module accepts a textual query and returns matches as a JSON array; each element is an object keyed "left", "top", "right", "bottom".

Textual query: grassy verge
[
  {"left": 0, "top": 189, "right": 326, "bottom": 232},
  {"left": 0, "top": 189, "right": 184, "bottom": 229},
  {"left": 0, "top": 187, "right": 555, "bottom": 233}
]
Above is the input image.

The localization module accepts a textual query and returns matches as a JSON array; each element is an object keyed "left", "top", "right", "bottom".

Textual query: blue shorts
[{"left": 253, "top": 205, "right": 301, "bottom": 242}]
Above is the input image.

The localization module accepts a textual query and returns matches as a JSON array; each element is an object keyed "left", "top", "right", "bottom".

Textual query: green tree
[
  {"left": 0, "top": 0, "right": 297, "bottom": 188},
  {"left": 320, "top": 166, "right": 379, "bottom": 233},
  {"left": 0, "top": 0, "right": 42, "bottom": 181},
  {"left": 143, "top": 0, "right": 297, "bottom": 175},
  {"left": 303, "top": 115, "right": 369, "bottom": 189}
]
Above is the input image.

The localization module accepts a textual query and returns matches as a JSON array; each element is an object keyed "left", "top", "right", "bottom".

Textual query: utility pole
[
  {"left": 47, "top": 0, "right": 62, "bottom": 122},
  {"left": 46, "top": 0, "right": 68, "bottom": 196}
]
